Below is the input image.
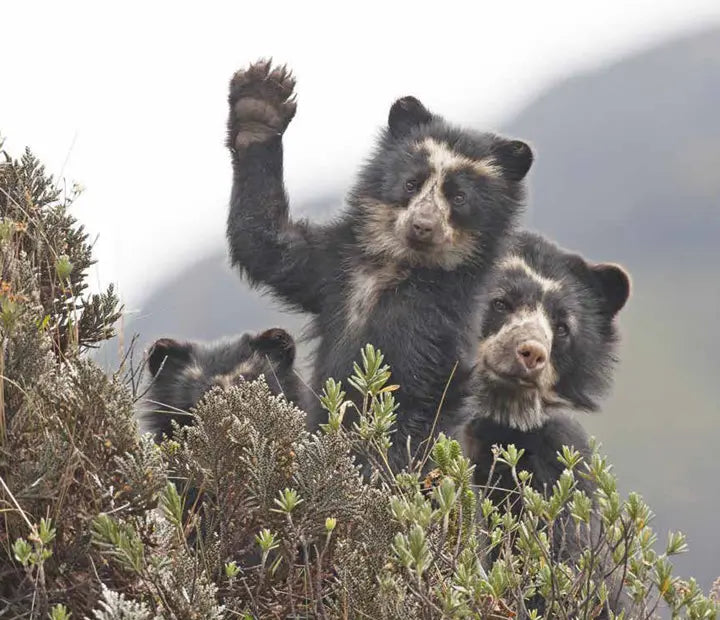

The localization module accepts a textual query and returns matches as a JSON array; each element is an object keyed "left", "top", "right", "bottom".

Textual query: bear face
[
  {"left": 139, "top": 328, "right": 301, "bottom": 442},
  {"left": 349, "top": 97, "right": 533, "bottom": 271},
  {"left": 468, "top": 230, "right": 631, "bottom": 432}
]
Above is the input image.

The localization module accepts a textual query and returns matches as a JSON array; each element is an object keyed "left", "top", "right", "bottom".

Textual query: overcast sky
[{"left": 2, "top": 1, "right": 719, "bottom": 309}]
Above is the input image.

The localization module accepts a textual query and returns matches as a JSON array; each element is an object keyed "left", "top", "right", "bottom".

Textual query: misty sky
[{"left": 2, "top": 0, "right": 719, "bottom": 310}]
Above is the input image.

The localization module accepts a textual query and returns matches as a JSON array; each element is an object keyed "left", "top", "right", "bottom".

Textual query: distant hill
[
  {"left": 110, "top": 28, "right": 720, "bottom": 591},
  {"left": 512, "top": 27, "right": 720, "bottom": 262}
]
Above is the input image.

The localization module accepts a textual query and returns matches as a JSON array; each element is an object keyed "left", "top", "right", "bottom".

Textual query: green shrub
[{"left": 1, "top": 141, "right": 717, "bottom": 619}]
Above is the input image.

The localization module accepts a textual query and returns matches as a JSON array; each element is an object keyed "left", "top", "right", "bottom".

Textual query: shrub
[{"left": 1, "top": 141, "right": 717, "bottom": 619}]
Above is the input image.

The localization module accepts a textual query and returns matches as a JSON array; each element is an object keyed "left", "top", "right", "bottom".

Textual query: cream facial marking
[
  {"left": 499, "top": 255, "right": 562, "bottom": 293},
  {"left": 411, "top": 168, "right": 451, "bottom": 218},
  {"left": 356, "top": 198, "right": 477, "bottom": 270},
  {"left": 474, "top": 303, "right": 564, "bottom": 432},
  {"left": 394, "top": 187, "right": 453, "bottom": 248},
  {"left": 355, "top": 138, "right": 495, "bottom": 269},
  {"left": 489, "top": 305, "right": 555, "bottom": 346},
  {"left": 213, "top": 355, "right": 271, "bottom": 388},
  {"left": 420, "top": 138, "right": 501, "bottom": 178},
  {"left": 477, "top": 304, "right": 558, "bottom": 388}
]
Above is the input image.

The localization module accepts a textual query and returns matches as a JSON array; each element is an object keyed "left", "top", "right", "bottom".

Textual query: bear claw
[{"left": 227, "top": 59, "right": 297, "bottom": 150}]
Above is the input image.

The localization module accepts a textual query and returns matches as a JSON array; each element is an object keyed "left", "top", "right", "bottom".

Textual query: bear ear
[
  {"left": 492, "top": 139, "right": 533, "bottom": 181},
  {"left": 147, "top": 338, "right": 192, "bottom": 377},
  {"left": 251, "top": 328, "right": 296, "bottom": 367},
  {"left": 388, "top": 96, "right": 433, "bottom": 139},
  {"left": 591, "top": 263, "right": 631, "bottom": 317}
]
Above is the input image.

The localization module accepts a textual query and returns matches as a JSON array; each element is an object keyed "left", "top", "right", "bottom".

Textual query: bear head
[
  {"left": 469, "top": 231, "right": 631, "bottom": 431},
  {"left": 349, "top": 96, "right": 533, "bottom": 271}
]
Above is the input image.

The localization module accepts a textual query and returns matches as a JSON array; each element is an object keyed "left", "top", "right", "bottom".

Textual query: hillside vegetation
[{"left": 1, "top": 142, "right": 718, "bottom": 618}]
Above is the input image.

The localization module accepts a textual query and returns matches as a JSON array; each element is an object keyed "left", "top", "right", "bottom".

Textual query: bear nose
[
  {"left": 411, "top": 218, "right": 436, "bottom": 240},
  {"left": 516, "top": 340, "right": 548, "bottom": 373}
]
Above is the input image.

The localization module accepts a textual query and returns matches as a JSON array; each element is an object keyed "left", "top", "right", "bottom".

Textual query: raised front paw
[{"left": 227, "top": 59, "right": 297, "bottom": 150}]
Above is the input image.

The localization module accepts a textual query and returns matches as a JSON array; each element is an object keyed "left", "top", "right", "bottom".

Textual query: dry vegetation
[{"left": 1, "top": 140, "right": 718, "bottom": 619}]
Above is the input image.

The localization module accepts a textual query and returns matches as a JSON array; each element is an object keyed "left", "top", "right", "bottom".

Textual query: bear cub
[
  {"left": 138, "top": 327, "right": 303, "bottom": 442},
  {"left": 226, "top": 60, "right": 533, "bottom": 470},
  {"left": 460, "top": 230, "right": 631, "bottom": 615},
  {"left": 461, "top": 230, "right": 631, "bottom": 496}
]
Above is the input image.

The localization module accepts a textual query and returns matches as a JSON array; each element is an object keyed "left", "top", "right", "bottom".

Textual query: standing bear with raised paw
[{"left": 226, "top": 59, "right": 533, "bottom": 471}]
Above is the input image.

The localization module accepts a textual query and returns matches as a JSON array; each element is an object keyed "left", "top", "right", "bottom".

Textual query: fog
[{"left": 2, "top": 0, "right": 718, "bottom": 309}]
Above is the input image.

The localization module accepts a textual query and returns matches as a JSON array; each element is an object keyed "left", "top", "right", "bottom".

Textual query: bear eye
[
  {"left": 555, "top": 322, "right": 570, "bottom": 338},
  {"left": 452, "top": 192, "right": 466, "bottom": 206},
  {"left": 405, "top": 179, "right": 418, "bottom": 193},
  {"left": 492, "top": 298, "right": 510, "bottom": 313}
]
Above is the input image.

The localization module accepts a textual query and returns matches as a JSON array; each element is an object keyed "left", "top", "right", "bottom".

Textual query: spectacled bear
[
  {"left": 461, "top": 230, "right": 630, "bottom": 468},
  {"left": 460, "top": 230, "right": 631, "bottom": 614},
  {"left": 225, "top": 60, "right": 533, "bottom": 471},
  {"left": 138, "top": 327, "right": 303, "bottom": 442}
]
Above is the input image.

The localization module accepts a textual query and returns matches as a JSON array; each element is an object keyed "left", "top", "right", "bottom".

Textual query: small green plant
[
  {"left": 0, "top": 139, "right": 717, "bottom": 619},
  {"left": 12, "top": 517, "right": 56, "bottom": 568}
]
